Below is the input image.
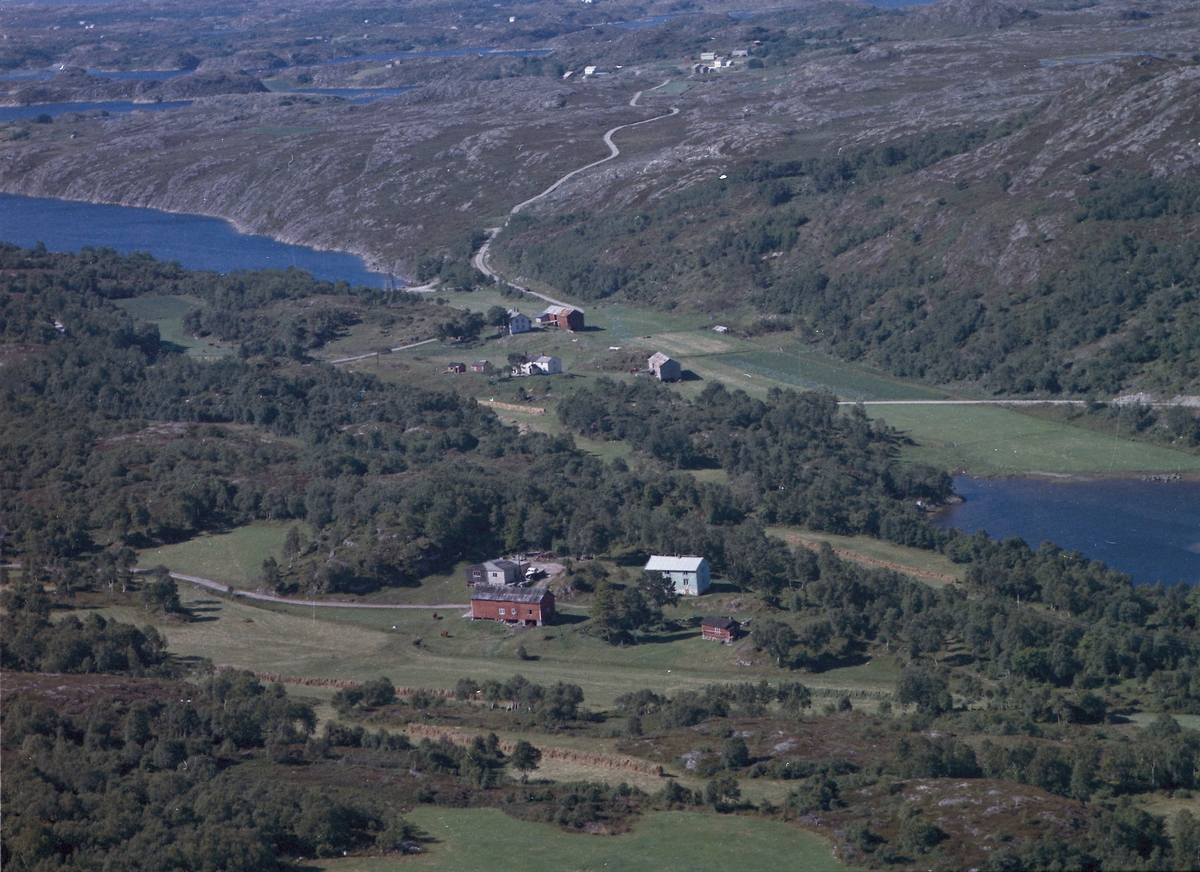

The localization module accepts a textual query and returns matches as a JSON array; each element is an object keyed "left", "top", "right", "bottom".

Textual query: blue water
[
  {"left": 3, "top": 46, "right": 554, "bottom": 86},
  {"left": 0, "top": 100, "right": 191, "bottom": 122},
  {"left": 0, "top": 193, "right": 388, "bottom": 287},
  {"left": 291, "top": 87, "right": 415, "bottom": 102},
  {"left": 609, "top": 13, "right": 697, "bottom": 28},
  {"left": 933, "top": 477, "right": 1200, "bottom": 586}
]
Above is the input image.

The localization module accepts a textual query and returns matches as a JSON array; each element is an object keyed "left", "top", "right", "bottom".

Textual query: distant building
[
  {"left": 584, "top": 65, "right": 597, "bottom": 76},
  {"left": 516, "top": 354, "right": 562, "bottom": 376},
  {"left": 701, "top": 616, "right": 741, "bottom": 643},
  {"left": 471, "top": 360, "right": 488, "bottom": 373},
  {"left": 712, "top": 325, "right": 730, "bottom": 334},
  {"left": 465, "top": 559, "right": 522, "bottom": 586},
  {"left": 648, "top": 352, "right": 681, "bottom": 382},
  {"left": 507, "top": 309, "right": 531, "bottom": 335},
  {"left": 700, "top": 51, "right": 717, "bottom": 62},
  {"left": 645, "top": 555, "right": 711, "bottom": 596},
  {"left": 732, "top": 49, "right": 749, "bottom": 57},
  {"left": 536, "top": 305, "right": 585, "bottom": 332},
  {"left": 447, "top": 362, "right": 467, "bottom": 373},
  {"left": 471, "top": 585, "right": 556, "bottom": 626}
]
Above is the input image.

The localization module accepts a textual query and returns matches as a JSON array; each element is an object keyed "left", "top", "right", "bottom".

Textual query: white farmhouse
[
  {"left": 507, "top": 309, "right": 531, "bottom": 335},
  {"left": 645, "top": 555, "right": 711, "bottom": 596},
  {"left": 515, "top": 354, "right": 562, "bottom": 376}
]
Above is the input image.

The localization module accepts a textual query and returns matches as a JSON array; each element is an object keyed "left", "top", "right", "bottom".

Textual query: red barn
[
  {"left": 470, "top": 585, "right": 556, "bottom": 626},
  {"left": 701, "top": 616, "right": 740, "bottom": 644},
  {"left": 536, "top": 305, "right": 585, "bottom": 332}
]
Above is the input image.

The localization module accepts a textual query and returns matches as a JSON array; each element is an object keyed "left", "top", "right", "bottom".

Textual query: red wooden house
[
  {"left": 701, "top": 616, "right": 740, "bottom": 644},
  {"left": 470, "top": 585, "right": 556, "bottom": 626}
]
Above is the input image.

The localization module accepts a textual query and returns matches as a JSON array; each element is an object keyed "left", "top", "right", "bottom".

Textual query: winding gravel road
[{"left": 473, "top": 80, "right": 679, "bottom": 304}]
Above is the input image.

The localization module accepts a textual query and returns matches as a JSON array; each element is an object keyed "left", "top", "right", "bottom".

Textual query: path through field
[{"left": 170, "top": 572, "right": 466, "bottom": 609}]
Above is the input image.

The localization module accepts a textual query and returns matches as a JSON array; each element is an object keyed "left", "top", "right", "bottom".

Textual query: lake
[
  {"left": 0, "top": 193, "right": 388, "bottom": 287},
  {"left": 0, "top": 101, "right": 192, "bottom": 122},
  {"left": 933, "top": 477, "right": 1200, "bottom": 586}
]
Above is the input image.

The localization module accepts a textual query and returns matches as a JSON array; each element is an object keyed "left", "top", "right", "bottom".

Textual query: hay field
[{"left": 314, "top": 808, "right": 852, "bottom": 872}]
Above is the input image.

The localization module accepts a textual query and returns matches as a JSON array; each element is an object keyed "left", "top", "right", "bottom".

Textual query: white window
[{"left": 499, "top": 608, "right": 506, "bottom": 615}]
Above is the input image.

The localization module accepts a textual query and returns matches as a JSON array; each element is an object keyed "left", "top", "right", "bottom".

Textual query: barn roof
[
  {"left": 645, "top": 555, "right": 708, "bottom": 573},
  {"left": 701, "top": 616, "right": 739, "bottom": 630},
  {"left": 470, "top": 584, "right": 553, "bottom": 603},
  {"left": 648, "top": 351, "right": 675, "bottom": 368}
]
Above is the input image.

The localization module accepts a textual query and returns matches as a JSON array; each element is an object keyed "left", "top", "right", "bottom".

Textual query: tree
[
  {"left": 486, "top": 305, "right": 509, "bottom": 328},
  {"left": 639, "top": 570, "right": 679, "bottom": 609},
  {"left": 752, "top": 619, "right": 797, "bottom": 668},
  {"left": 511, "top": 739, "right": 542, "bottom": 783},
  {"left": 722, "top": 735, "right": 750, "bottom": 770},
  {"left": 705, "top": 775, "right": 741, "bottom": 808},
  {"left": 896, "top": 665, "right": 951, "bottom": 715},
  {"left": 142, "top": 565, "right": 184, "bottom": 615}
]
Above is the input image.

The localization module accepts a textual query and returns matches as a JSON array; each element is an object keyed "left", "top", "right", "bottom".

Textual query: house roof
[
  {"left": 483, "top": 559, "right": 520, "bottom": 573},
  {"left": 648, "top": 352, "right": 675, "bottom": 368},
  {"left": 645, "top": 555, "right": 708, "bottom": 573},
  {"left": 472, "top": 360, "right": 488, "bottom": 367},
  {"left": 531, "top": 354, "right": 559, "bottom": 365},
  {"left": 470, "top": 584, "right": 554, "bottom": 604},
  {"left": 702, "top": 616, "right": 739, "bottom": 630},
  {"left": 507, "top": 309, "right": 527, "bottom": 318},
  {"left": 538, "top": 305, "right": 580, "bottom": 317}
]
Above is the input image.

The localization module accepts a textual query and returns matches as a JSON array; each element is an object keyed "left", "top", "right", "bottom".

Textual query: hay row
[
  {"left": 250, "top": 672, "right": 453, "bottom": 697},
  {"left": 404, "top": 723, "right": 663, "bottom": 777},
  {"left": 481, "top": 400, "right": 546, "bottom": 415}
]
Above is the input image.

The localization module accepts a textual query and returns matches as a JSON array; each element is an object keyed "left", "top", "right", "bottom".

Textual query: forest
[
  {"left": 0, "top": 245, "right": 954, "bottom": 595},
  {"left": 4, "top": 246, "right": 1200, "bottom": 870}
]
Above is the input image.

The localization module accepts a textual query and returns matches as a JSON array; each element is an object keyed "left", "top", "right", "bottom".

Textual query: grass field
[
  {"left": 114, "top": 295, "right": 231, "bottom": 358},
  {"left": 314, "top": 808, "right": 851, "bottom": 872},
  {"left": 103, "top": 584, "right": 898, "bottom": 710},
  {"left": 767, "top": 526, "right": 966, "bottom": 584},
  {"left": 870, "top": 404, "right": 1200, "bottom": 475},
  {"left": 137, "top": 522, "right": 293, "bottom": 588}
]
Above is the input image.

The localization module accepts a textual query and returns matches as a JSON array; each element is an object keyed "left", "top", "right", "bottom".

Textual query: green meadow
[
  {"left": 114, "top": 295, "right": 231, "bottom": 358},
  {"left": 870, "top": 404, "right": 1200, "bottom": 475},
  {"left": 137, "top": 522, "right": 294, "bottom": 588},
  {"left": 315, "top": 808, "right": 850, "bottom": 872}
]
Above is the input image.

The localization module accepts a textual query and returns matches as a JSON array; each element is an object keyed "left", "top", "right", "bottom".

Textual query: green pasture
[
  {"left": 315, "top": 808, "right": 850, "bottom": 872},
  {"left": 869, "top": 404, "right": 1200, "bottom": 475},
  {"left": 114, "top": 295, "right": 230, "bottom": 358},
  {"left": 767, "top": 526, "right": 966, "bottom": 584},
  {"left": 106, "top": 585, "right": 897, "bottom": 709},
  {"left": 137, "top": 522, "right": 293, "bottom": 588},
  {"left": 707, "top": 350, "right": 945, "bottom": 401}
]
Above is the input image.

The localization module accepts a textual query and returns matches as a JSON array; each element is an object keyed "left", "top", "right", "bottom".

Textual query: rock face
[{"left": 0, "top": 0, "right": 1197, "bottom": 378}]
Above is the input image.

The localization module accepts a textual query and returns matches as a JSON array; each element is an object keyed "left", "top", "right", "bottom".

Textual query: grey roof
[
  {"left": 645, "top": 555, "right": 708, "bottom": 573},
  {"left": 470, "top": 584, "right": 554, "bottom": 603},
  {"left": 483, "top": 559, "right": 520, "bottom": 572},
  {"left": 648, "top": 351, "right": 675, "bottom": 368},
  {"left": 702, "top": 616, "right": 739, "bottom": 629}
]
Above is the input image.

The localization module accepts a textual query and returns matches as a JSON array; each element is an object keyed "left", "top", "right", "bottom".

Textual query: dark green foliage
[
  {"left": 510, "top": 739, "right": 542, "bottom": 782},
  {"left": 1, "top": 575, "right": 171, "bottom": 675}
]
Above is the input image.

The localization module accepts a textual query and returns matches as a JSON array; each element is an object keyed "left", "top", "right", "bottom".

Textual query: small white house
[
  {"left": 584, "top": 65, "right": 597, "bottom": 76},
  {"left": 700, "top": 52, "right": 716, "bottom": 62},
  {"left": 507, "top": 309, "right": 531, "bottom": 335},
  {"left": 645, "top": 555, "right": 711, "bottom": 596},
  {"left": 515, "top": 354, "right": 562, "bottom": 376}
]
